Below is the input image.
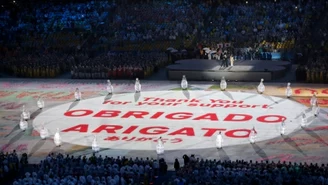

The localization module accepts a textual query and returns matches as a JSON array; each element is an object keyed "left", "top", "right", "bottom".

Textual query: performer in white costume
[
  {"left": 54, "top": 128, "right": 62, "bottom": 147},
  {"left": 301, "top": 113, "right": 306, "bottom": 128},
  {"left": 313, "top": 102, "right": 320, "bottom": 117},
  {"left": 220, "top": 76, "right": 227, "bottom": 91},
  {"left": 230, "top": 55, "right": 234, "bottom": 66},
  {"left": 37, "top": 96, "right": 45, "bottom": 109},
  {"left": 285, "top": 83, "right": 292, "bottom": 98},
  {"left": 92, "top": 135, "right": 100, "bottom": 153},
  {"left": 19, "top": 118, "right": 28, "bottom": 131},
  {"left": 40, "top": 124, "right": 49, "bottom": 140},
  {"left": 181, "top": 75, "right": 188, "bottom": 90},
  {"left": 280, "top": 118, "right": 286, "bottom": 135},
  {"left": 74, "top": 88, "right": 81, "bottom": 101},
  {"left": 257, "top": 79, "right": 265, "bottom": 94},
  {"left": 21, "top": 105, "right": 30, "bottom": 120},
  {"left": 156, "top": 137, "right": 164, "bottom": 155},
  {"left": 310, "top": 94, "right": 317, "bottom": 107},
  {"left": 135, "top": 78, "right": 141, "bottom": 93},
  {"left": 106, "top": 80, "right": 113, "bottom": 94},
  {"left": 216, "top": 132, "right": 223, "bottom": 149},
  {"left": 249, "top": 127, "right": 257, "bottom": 144}
]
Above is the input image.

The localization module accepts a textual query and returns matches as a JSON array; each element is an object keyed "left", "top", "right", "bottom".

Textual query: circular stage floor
[{"left": 0, "top": 79, "right": 328, "bottom": 168}]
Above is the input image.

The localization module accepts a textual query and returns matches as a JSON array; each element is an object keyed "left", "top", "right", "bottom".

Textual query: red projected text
[{"left": 64, "top": 109, "right": 285, "bottom": 123}]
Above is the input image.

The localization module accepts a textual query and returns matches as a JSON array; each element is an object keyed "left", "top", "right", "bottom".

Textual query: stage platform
[
  {"left": 0, "top": 79, "right": 327, "bottom": 169},
  {"left": 166, "top": 59, "right": 292, "bottom": 81}
]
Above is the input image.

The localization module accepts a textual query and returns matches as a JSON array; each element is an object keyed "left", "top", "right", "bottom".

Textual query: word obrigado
[{"left": 64, "top": 109, "right": 286, "bottom": 123}]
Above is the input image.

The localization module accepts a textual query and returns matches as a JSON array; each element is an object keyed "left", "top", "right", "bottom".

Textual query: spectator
[
  {"left": 0, "top": 150, "right": 22, "bottom": 184},
  {"left": 174, "top": 159, "right": 180, "bottom": 172}
]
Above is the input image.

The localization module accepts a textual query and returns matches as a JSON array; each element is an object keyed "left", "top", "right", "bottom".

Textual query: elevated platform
[{"left": 166, "top": 59, "right": 292, "bottom": 81}]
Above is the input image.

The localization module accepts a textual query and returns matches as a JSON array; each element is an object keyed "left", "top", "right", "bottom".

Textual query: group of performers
[
  {"left": 71, "top": 65, "right": 150, "bottom": 80},
  {"left": 202, "top": 47, "right": 235, "bottom": 68},
  {"left": 305, "top": 68, "right": 328, "bottom": 83},
  {"left": 18, "top": 76, "right": 321, "bottom": 153}
]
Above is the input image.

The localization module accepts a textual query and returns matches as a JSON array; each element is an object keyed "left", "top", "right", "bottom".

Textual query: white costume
[
  {"left": 37, "top": 96, "right": 45, "bottom": 109},
  {"left": 135, "top": 78, "right": 141, "bottom": 93},
  {"left": 257, "top": 79, "right": 265, "bottom": 94},
  {"left": 216, "top": 132, "right": 223, "bottom": 148},
  {"left": 205, "top": 49, "right": 211, "bottom": 60},
  {"left": 310, "top": 94, "right": 317, "bottom": 107},
  {"left": 92, "top": 135, "right": 100, "bottom": 152},
  {"left": 74, "top": 88, "right": 81, "bottom": 101},
  {"left": 313, "top": 103, "right": 320, "bottom": 117},
  {"left": 40, "top": 125, "right": 49, "bottom": 140},
  {"left": 156, "top": 137, "right": 164, "bottom": 155},
  {"left": 21, "top": 105, "right": 30, "bottom": 120},
  {"left": 301, "top": 113, "right": 306, "bottom": 128},
  {"left": 181, "top": 75, "right": 188, "bottom": 90},
  {"left": 280, "top": 119, "right": 286, "bottom": 135},
  {"left": 285, "top": 83, "right": 292, "bottom": 98},
  {"left": 249, "top": 128, "right": 257, "bottom": 144},
  {"left": 220, "top": 76, "right": 227, "bottom": 91},
  {"left": 106, "top": 80, "right": 113, "bottom": 94},
  {"left": 230, "top": 56, "right": 234, "bottom": 66},
  {"left": 54, "top": 128, "right": 62, "bottom": 147},
  {"left": 19, "top": 118, "right": 28, "bottom": 131}
]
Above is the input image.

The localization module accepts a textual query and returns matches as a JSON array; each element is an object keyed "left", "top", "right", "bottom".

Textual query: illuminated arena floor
[{"left": 0, "top": 79, "right": 328, "bottom": 168}]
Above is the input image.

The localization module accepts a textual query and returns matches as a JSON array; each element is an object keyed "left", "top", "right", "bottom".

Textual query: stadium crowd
[
  {"left": 0, "top": 0, "right": 327, "bottom": 81},
  {"left": 0, "top": 150, "right": 27, "bottom": 184},
  {"left": 2, "top": 51, "right": 71, "bottom": 78},
  {"left": 170, "top": 156, "right": 328, "bottom": 185},
  {"left": 111, "top": 1, "right": 209, "bottom": 44},
  {"left": 295, "top": 1, "right": 328, "bottom": 83},
  {"left": 5, "top": 152, "right": 328, "bottom": 185},
  {"left": 11, "top": 152, "right": 167, "bottom": 185},
  {"left": 0, "top": 1, "right": 113, "bottom": 78},
  {"left": 70, "top": 52, "right": 168, "bottom": 79},
  {"left": 203, "top": 1, "right": 312, "bottom": 47},
  {"left": 198, "top": 0, "right": 326, "bottom": 62}
]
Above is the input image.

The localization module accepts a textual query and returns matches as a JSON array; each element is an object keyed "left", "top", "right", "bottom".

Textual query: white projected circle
[{"left": 33, "top": 91, "right": 307, "bottom": 150}]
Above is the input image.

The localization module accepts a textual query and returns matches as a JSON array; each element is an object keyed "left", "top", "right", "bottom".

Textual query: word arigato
[
  {"left": 64, "top": 109, "right": 286, "bottom": 123},
  {"left": 62, "top": 124, "right": 253, "bottom": 138}
]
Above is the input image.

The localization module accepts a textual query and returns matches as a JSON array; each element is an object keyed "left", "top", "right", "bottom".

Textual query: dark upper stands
[{"left": 0, "top": 0, "right": 327, "bottom": 82}]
